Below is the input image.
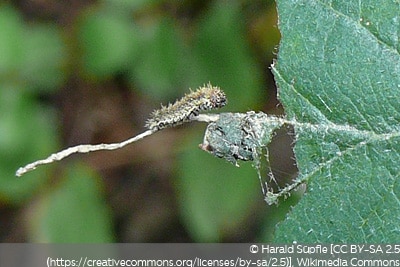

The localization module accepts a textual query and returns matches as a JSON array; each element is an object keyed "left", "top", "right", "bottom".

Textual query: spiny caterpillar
[
  {"left": 16, "top": 83, "right": 226, "bottom": 176},
  {"left": 145, "top": 83, "right": 227, "bottom": 131}
]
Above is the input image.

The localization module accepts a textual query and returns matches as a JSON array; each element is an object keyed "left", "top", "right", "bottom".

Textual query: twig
[
  {"left": 15, "top": 114, "right": 220, "bottom": 177},
  {"left": 16, "top": 130, "right": 155, "bottom": 177}
]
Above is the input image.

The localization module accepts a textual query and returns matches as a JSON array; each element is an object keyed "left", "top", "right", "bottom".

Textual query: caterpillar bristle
[{"left": 145, "top": 83, "right": 227, "bottom": 131}]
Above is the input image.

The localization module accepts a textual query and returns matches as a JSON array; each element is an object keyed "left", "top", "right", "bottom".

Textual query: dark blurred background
[{"left": 0, "top": 0, "right": 299, "bottom": 242}]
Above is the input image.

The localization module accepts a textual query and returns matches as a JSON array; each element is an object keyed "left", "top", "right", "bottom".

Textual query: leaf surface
[{"left": 273, "top": 0, "right": 400, "bottom": 242}]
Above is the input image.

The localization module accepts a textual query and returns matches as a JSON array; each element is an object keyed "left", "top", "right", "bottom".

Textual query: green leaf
[
  {"left": 78, "top": 9, "right": 137, "bottom": 78},
  {"left": 0, "top": 5, "right": 66, "bottom": 91},
  {"left": 0, "top": 85, "right": 57, "bottom": 204},
  {"left": 29, "top": 164, "right": 114, "bottom": 242},
  {"left": 272, "top": 0, "right": 400, "bottom": 242},
  {"left": 0, "top": 5, "right": 24, "bottom": 74},
  {"left": 129, "top": 18, "right": 189, "bottom": 100},
  {"left": 21, "top": 25, "right": 66, "bottom": 91}
]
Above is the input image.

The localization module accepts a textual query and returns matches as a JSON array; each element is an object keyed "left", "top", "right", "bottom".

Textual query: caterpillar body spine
[{"left": 145, "top": 83, "right": 227, "bottom": 131}]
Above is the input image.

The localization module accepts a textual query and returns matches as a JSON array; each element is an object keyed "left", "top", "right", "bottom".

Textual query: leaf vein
[
  {"left": 296, "top": 131, "right": 400, "bottom": 187},
  {"left": 314, "top": 0, "right": 400, "bottom": 56}
]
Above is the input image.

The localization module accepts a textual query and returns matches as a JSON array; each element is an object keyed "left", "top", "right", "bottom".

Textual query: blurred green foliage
[
  {"left": 177, "top": 133, "right": 259, "bottom": 241},
  {"left": 0, "top": 1, "right": 282, "bottom": 242},
  {"left": 78, "top": 8, "right": 137, "bottom": 79},
  {"left": 28, "top": 165, "right": 114, "bottom": 242},
  {"left": 0, "top": 6, "right": 60, "bottom": 205}
]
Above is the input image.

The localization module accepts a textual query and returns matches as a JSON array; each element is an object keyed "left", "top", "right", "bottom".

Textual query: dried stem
[
  {"left": 16, "top": 114, "right": 219, "bottom": 177},
  {"left": 16, "top": 130, "right": 155, "bottom": 177}
]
